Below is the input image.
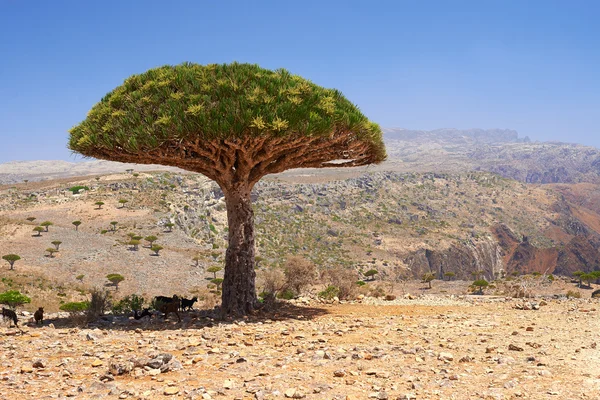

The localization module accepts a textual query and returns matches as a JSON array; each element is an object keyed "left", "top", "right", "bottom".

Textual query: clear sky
[{"left": 0, "top": 0, "right": 599, "bottom": 163}]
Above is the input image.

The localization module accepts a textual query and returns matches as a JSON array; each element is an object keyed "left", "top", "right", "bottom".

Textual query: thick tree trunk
[{"left": 221, "top": 185, "right": 257, "bottom": 316}]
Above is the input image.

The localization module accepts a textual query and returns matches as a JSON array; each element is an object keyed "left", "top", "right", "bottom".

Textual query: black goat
[
  {"left": 180, "top": 296, "right": 198, "bottom": 312},
  {"left": 2, "top": 307, "right": 18, "bottom": 327},
  {"left": 34, "top": 307, "right": 44, "bottom": 325},
  {"left": 133, "top": 308, "right": 152, "bottom": 320}
]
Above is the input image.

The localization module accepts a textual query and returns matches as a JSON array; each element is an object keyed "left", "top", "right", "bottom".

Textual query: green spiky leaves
[{"left": 68, "top": 62, "right": 385, "bottom": 162}]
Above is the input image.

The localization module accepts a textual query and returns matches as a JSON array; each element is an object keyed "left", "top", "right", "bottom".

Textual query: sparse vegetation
[
  {"left": 2, "top": 254, "right": 21, "bottom": 270},
  {"left": 40, "top": 221, "right": 53, "bottom": 232},
  {"left": 51, "top": 240, "right": 62, "bottom": 250},
  {"left": 0, "top": 290, "right": 31, "bottom": 308},
  {"left": 364, "top": 269, "right": 379, "bottom": 281},
  {"left": 283, "top": 256, "right": 316, "bottom": 296},
  {"left": 106, "top": 274, "right": 125, "bottom": 290},
  {"left": 472, "top": 279, "right": 489, "bottom": 294},
  {"left": 45, "top": 248, "right": 59, "bottom": 258},
  {"left": 207, "top": 266, "right": 222, "bottom": 279},
  {"left": 151, "top": 245, "right": 163, "bottom": 256},
  {"left": 33, "top": 226, "right": 44, "bottom": 236},
  {"left": 95, "top": 201, "right": 105, "bottom": 209},
  {"left": 422, "top": 272, "right": 435, "bottom": 289},
  {"left": 72, "top": 220, "right": 82, "bottom": 231}
]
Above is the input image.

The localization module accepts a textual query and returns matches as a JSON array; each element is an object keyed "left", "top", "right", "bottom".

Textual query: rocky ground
[{"left": 2, "top": 296, "right": 600, "bottom": 400}]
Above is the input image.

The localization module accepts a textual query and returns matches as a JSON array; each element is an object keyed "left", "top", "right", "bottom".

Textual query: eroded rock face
[{"left": 405, "top": 239, "right": 504, "bottom": 280}]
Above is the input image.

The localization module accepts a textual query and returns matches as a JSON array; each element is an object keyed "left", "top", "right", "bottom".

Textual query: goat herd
[
  {"left": 0, "top": 295, "right": 198, "bottom": 330},
  {"left": 133, "top": 295, "right": 198, "bottom": 323}
]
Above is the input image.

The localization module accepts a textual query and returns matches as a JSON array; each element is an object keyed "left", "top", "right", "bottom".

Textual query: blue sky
[{"left": 0, "top": 0, "right": 599, "bottom": 162}]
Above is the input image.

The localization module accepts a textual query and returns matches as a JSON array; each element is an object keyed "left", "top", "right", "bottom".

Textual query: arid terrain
[
  {"left": 2, "top": 292, "right": 600, "bottom": 400},
  {"left": 2, "top": 130, "right": 600, "bottom": 399}
]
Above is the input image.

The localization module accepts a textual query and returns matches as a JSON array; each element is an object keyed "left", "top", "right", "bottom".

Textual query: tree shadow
[{"left": 31, "top": 302, "right": 331, "bottom": 332}]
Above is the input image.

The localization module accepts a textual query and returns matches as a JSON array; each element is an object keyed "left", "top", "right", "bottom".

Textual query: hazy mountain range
[{"left": 2, "top": 128, "right": 600, "bottom": 185}]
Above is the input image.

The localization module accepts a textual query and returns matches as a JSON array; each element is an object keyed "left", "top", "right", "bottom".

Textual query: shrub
[
  {"left": 283, "top": 256, "right": 316, "bottom": 295},
  {"left": 592, "top": 289, "right": 600, "bottom": 298},
  {"left": 76, "top": 274, "right": 85, "bottom": 282},
  {"left": 26, "top": 217, "right": 36, "bottom": 222},
  {"left": 45, "top": 248, "right": 59, "bottom": 257},
  {"left": 278, "top": 288, "right": 296, "bottom": 300},
  {"left": 60, "top": 301, "right": 90, "bottom": 313},
  {"left": 318, "top": 285, "right": 340, "bottom": 300},
  {"left": 356, "top": 280, "right": 366, "bottom": 286},
  {"left": 566, "top": 290, "right": 581, "bottom": 299},
  {"left": 112, "top": 294, "right": 145, "bottom": 314},
  {"left": 68, "top": 185, "right": 89, "bottom": 194},
  {"left": 87, "top": 289, "right": 111, "bottom": 321},
  {"left": 0, "top": 290, "right": 31, "bottom": 309},
  {"left": 321, "top": 266, "right": 358, "bottom": 300}
]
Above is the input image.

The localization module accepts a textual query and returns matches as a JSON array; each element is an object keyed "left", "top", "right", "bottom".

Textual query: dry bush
[
  {"left": 321, "top": 266, "right": 358, "bottom": 300},
  {"left": 86, "top": 288, "right": 111, "bottom": 322},
  {"left": 258, "top": 268, "right": 285, "bottom": 296},
  {"left": 284, "top": 256, "right": 317, "bottom": 295}
]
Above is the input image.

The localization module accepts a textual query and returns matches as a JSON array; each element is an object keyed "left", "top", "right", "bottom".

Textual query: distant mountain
[
  {"left": 0, "top": 160, "right": 182, "bottom": 185},
  {"left": 383, "top": 127, "right": 528, "bottom": 144},
  {"left": 383, "top": 128, "right": 600, "bottom": 184}
]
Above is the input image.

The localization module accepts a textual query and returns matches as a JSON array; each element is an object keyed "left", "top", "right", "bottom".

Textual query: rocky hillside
[
  {"left": 1, "top": 169, "right": 600, "bottom": 306},
  {"left": 384, "top": 128, "right": 600, "bottom": 184}
]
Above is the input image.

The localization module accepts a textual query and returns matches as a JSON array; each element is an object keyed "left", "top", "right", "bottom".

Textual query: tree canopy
[{"left": 68, "top": 62, "right": 385, "bottom": 188}]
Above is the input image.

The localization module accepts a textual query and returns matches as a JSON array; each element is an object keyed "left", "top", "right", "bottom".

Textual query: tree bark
[{"left": 221, "top": 184, "right": 257, "bottom": 316}]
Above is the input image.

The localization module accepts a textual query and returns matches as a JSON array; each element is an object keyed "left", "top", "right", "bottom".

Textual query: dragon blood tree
[{"left": 68, "top": 62, "right": 386, "bottom": 316}]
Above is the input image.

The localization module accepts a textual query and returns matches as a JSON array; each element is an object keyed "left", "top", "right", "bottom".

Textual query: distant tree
[
  {"left": 132, "top": 173, "right": 139, "bottom": 178},
  {"left": 472, "top": 279, "right": 489, "bottom": 294},
  {"left": 572, "top": 271, "right": 584, "bottom": 287},
  {"left": 144, "top": 235, "right": 158, "bottom": 247},
  {"left": 207, "top": 266, "right": 222, "bottom": 279},
  {"left": 151, "top": 245, "right": 163, "bottom": 256},
  {"left": 192, "top": 256, "right": 200, "bottom": 267},
  {"left": 76, "top": 274, "right": 85, "bottom": 282},
  {"left": 444, "top": 272, "right": 456, "bottom": 281},
  {"left": 45, "top": 248, "right": 58, "bottom": 258},
  {"left": 33, "top": 226, "right": 44, "bottom": 236},
  {"left": 106, "top": 274, "right": 125, "bottom": 290},
  {"left": 95, "top": 201, "right": 105, "bottom": 209},
  {"left": 128, "top": 240, "right": 140, "bottom": 251},
  {"left": 40, "top": 221, "right": 53, "bottom": 232},
  {"left": 0, "top": 290, "right": 31, "bottom": 309},
  {"left": 211, "top": 278, "right": 224, "bottom": 291},
  {"left": 132, "top": 235, "right": 143, "bottom": 241},
  {"left": 164, "top": 222, "right": 175, "bottom": 232},
  {"left": 422, "top": 272, "right": 435, "bottom": 289},
  {"left": 51, "top": 240, "right": 62, "bottom": 250},
  {"left": 364, "top": 269, "right": 379, "bottom": 281},
  {"left": 118, "top": 199, "right": 128, "bottom": 208},
  {"left": 26, "top": 217, "right": 36, "bottom": 222},
  {"left": 2, "top": 254, "right": 21, "bottom": 270},
  {"left": 580, "top": 273, "right": 594, "bottom": 288},
  {"left": 72, "top": 220, "right": 82, "bottom": 231},
  {"left": 110, "top": 221, "right": 118, "bottom": 231},
  {"left": 127, "top": 232, "right": 136, "bottom": 239}
]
